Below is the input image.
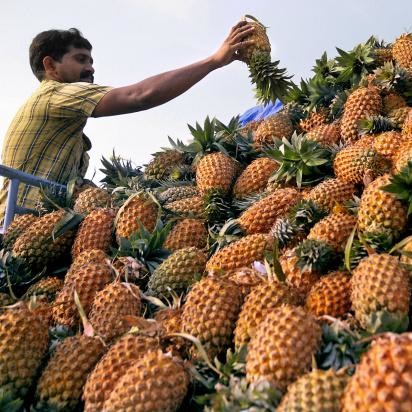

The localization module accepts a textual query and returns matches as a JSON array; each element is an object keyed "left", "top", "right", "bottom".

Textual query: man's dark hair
[{"left": 29, "top": 28, "right": 92, "bottom": 81}]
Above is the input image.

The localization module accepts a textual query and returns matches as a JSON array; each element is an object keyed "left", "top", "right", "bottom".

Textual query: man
[{"left": 0, "top": 22, "right": 254, "bottom": 219}]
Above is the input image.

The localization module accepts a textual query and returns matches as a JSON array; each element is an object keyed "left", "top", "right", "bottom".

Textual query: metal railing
[{"left": 0, "top": 165, "right": 66, "bottom": 230}]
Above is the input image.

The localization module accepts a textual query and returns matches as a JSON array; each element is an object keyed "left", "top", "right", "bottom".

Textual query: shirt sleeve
[{"left": 49, "top": 82, "right": 113, "bottom": 118}]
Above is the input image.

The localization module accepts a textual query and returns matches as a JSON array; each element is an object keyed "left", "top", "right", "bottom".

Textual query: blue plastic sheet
[{"left": 239, "top": 99, "right": 283, "bottom": 126}]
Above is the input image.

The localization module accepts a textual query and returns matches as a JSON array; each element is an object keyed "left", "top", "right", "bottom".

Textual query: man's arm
[{"left": 92, "top": 21, "right": 254, "bottom": 117}]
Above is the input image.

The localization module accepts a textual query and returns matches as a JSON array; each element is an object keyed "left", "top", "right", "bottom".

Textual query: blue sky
[{"left": 1, "top": 0, "right": 412, "bottom": 183}]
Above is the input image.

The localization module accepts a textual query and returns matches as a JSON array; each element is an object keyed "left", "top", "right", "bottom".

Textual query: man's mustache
[{"left": 80, "top": 72, "right": 94, "bottom": 83}]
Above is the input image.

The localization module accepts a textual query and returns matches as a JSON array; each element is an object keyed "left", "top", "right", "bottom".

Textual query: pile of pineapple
[{"left": 2, "top": 22, "right": 412, "bottom": 412}]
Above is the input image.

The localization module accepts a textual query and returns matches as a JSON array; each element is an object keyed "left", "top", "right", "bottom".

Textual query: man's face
[{"left": 53, "top": 46, "right": 95, "bottom": 83}]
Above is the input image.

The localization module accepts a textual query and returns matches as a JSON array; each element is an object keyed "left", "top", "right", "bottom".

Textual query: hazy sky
[{"left": 1, "top": 0, "right": 412, "bottom": 183}]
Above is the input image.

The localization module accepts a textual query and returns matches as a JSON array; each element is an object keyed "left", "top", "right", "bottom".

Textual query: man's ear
[{"left": 42, "top": 56, "right": 56, "bottom": 74}]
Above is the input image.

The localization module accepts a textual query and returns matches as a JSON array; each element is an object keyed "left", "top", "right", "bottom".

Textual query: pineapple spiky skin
[
  {"left": 277, "top": 369, "right": 349, "bottom": 412},
  {"left": 71, "top": 208, "right": 115, "bottom": 258},
  {"left": 357, "top": 174, "right": 407, "bottom": 238},
  {"left": 306, "top": 271, "right": 352, "bottom": 317},
  {"left": 144, "top": 149, "right": 184, "bottom": 180},
  {"left": 254, "top": 113, "right": 294, "bottom": 149},
  {"left": 382, "top": 92, "right": 407, "bottom": 114},
  {"left": 115, "top": 193, "right": 158, "bottom": 241},
  {"left": 238, "top": 188, "right": 301, "bottom": 234},
  {"left": 72, "top": 248, "right": 109, "bottom": 267},
  {"left": 11, "top": 209, "right": 74, "bottom": 272},
  {"left": 374, "top": 47, "right": 393, "bottom": 66},
  {"left": 148, "top": 246, "right": 207, "bottom": 295},
  {"left": 225, "top": 267, "right": 263, "bottom": 299},
  {"left": 2, "top": 214, "right": 38, "bottom": 250},
  {"left": 333, "top": 146, "right": 384, "bottom": 184},
  {"left": 234, "top": 280, "right": 301, "bottom": 349},
  {"left": 73, "top": 187, "right": 111, "bottom": 215},
  {"left": 157, "top": 185, "right": 199, "bottom": 205},
  {"left": 304, "top": 178, "right": 356, "bottom": 212},
  {"left": 33, "top": 335, "right": 105, "bottom": 412},
  {"left": 307, "top": 212, "right": 357, "bottom": 251},
  {"left": 341, "top": 333, "right": 412, "bottom": 411},
  {"left": 392, "top": 139, "right": 412, "bottom": 173},
  {"left": 206, "top": 233, "right": 272, "bottom": 273},
  {"left": 103, "top": 350, "right": 189, "bottom": 412},
  {"left": 25, "top": 276, "right": 64, "bottom": 302},
  {"left": 233, "top": 157, "right": 278, "bottom": 198},
  {"left": 196, "top": 152, "right": 237, "bottom": 194},
  {"left": 373, "top": 130, "right": 404, "bottom": 162},
  {"left": 306, "top": 123, "right": 341, "bottom": 146},
  {"left": 299, "top": 110, "right": 328, "bottom": 133},
  {"left": 237, "top": 20, "right": 271, "bottom": 64},
  {"left": 164, "top": 218, "right": 207, "bottom": 252},
  {"left": 392, "top": 33, "right": 412, "bottom": 69},
  {"left": 89, "top": 282, "right": 142, "bottom": 342},
  {"left": 0, "top": 303, "right": 49, "bottom": 402},
  {"left": 351, "top": 253, "right": 410, "bottom": 332},
  {"left": 154, "top": 306, "right": 185, "bottom": 355},
  {"left": 340, "top": 85, "right": 382, "bottom": 144},
  {"left": 52, "top": 262, "right": 113, "bottom": 328},
  {"left": 389, "top": 106, "right": 411, "bottom": 128},
  {"left": 83, "top": 334, "right": 160, "bottom": 412},
  {"left": 401, "top": 107, "right": 412, "bottom": 136},
  {"left": 246, "top": 304, "right": 322, "bottom": 392},
  {"left": 181, "top": 276, "right": 243, "bottom": 359},
  {"left": 164, "top": 195, "right": 206, "bottom": 218}
]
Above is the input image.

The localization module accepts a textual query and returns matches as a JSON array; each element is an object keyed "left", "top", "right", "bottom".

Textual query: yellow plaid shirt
[{"left": 0, "top": 79, "right": 112, "bottom": 217}]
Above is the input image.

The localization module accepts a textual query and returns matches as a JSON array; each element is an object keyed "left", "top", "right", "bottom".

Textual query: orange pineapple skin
[
  {"left": 237, "top": 21, "right": 271, "bottom": 64},
  {"left": 195, "top": 152, "right": 237, "bottom": 194},
  {"left": 373, "top": 130, "right": 404, "bottom": 162},
  {"left": 238, "top": 188, "right": 301, "bottom": 234},
  {"left": 233, "top": 157, "right": 279, "bottom": 198},
  {"left": 2, "top": 213, "right": 38, "bottom": 250},
  {"left": 71, "top": 208, "right": 115, "bottom": 258},
  {"left": 73, "top": 187, "right": 111, "bottom": 215},
  {"left": 340, "top": 85, "right": 382, "bottom": 144},
  {"left": 254, "top": 113, "right": 294, "bottom": 149},
  {"left": 392, "top": 33, "right": 412, "bottom": 69},
  {"left": 306, "top": 271, "right": 352, "bottom": 317},
  {"left": 206, "top": 233, "right": 272, "bottom": 273},
  {"left": 115, "top": 193, "right": 158, "bottom": 241},
  {"left": 83, "top": 334, "right": 160, "bottom": 412},
  {"left": 299, "top": 109, "right": 328, "bottom": 133},
  {"left": 164, "top": 195, "right": 206, "bottom": 218},
  {"left": 342, "top": 333, "right": 412, "bottom": 411},
  {"left": 164, "top": 218, "right": 207, "bottom": 251},
  {"left": 305, "top": 123, "right": 341, "bottom": 146}
]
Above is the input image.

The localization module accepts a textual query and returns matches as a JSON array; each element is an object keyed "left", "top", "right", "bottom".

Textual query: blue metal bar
[{"left": 0, "top": 164, "right": 67, "bottom": 231}]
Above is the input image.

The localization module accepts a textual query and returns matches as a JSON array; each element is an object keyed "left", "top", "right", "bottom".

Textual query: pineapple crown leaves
[
  {"left": 203, "top": 191, "right": 236, "bottom": 234},
  {"left": 373, "top": 62, "right": 412, "bottom": 99},
  {"left": 382, "top": 160, "right": 412, "bottom": 215},
  {"left": 99, "top": 150, "right": 143, "bottom": 191},
  {"left": 335, "top": 42, "right": 377, "bottom": 87},
  {"left": 232, "top": 192, "right": 268, "bottom": 213},
  {"left": 295, "top": 239, "right": 340, "bottom": 273},
  {"left": 248, "top": 55, "right": 293, "bottom": 105},
  {"left": 306, "top": 76, "right": 341, "bottom": 112},
  {"left": 207, "top": 218, "right": 245, "bottom": 257},
  {"left": 0, "top": 388, "right": 24, "bottom": 412},
  {"left": 288, "top": 199, "right": 328, "bottom": 231},
  {"left": 312, "top": 51, "right": 341, "bottom": 81},
  {"left": 358, "top": 115, "right": 397, "bottom": 135},
  {"left": 264, "top": 133, "right": 333, "bottom": 187},
  {"left": 115, "top": 219, "right": 172, "bottom": 273},
  {"left": 37, "top": 178, "right": 76, "bottom": 213},
  {"left": 283, "top": 78, "right": 311, "bottom": 106}
]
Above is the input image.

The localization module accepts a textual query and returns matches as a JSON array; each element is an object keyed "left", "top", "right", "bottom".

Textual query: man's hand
[{"left": 211, "top": 21, "right": 255, "bottom": 68}]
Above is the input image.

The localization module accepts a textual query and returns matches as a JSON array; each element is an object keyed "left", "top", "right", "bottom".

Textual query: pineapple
[
  {"left": 305, "top": 271, "right": 352, "bottom": 317},
  {"left": 206, "top": 233, "right": 273, "bottom": 273},
  {"left": 144, "top": 149, "right": 184, "bottom": 180},
  {"left": 225, "top": 267, "right": 263, "bottom": 299},
  {"left": 246, "top": 304, "right": 322, "bottom": 392},
  {"left": 357, "top": 174, "right": 407, "bottom": 238},
  {"left": 234, "top": 279, "right": 301, "bottom": 349},
  {"left": 372, "top": 130, "right": 404, "bottom": 162},
  {"left": 181, "top": 276, "right": 243, "bottom": 359},
  {"left": 89, "top": 281, "right": 142, "bottom": 342},
  {"left": 253, "top": 113, "right": 294, "bottom": 149},
  {"left": 83, "top": 334, "right": 160, "bottom": 412},
  {"left": 72, "top": 248, "right": 109, "bottom": 267},
  {"left": 382, "top": 92, "right": 407, "bottom": 114},
  {"left": 299, "top": 109, "right": 328, "bottom": 133},
  {"left": 233, "top": 157, "right": 278, "bottom": 198},
  {"left": 305, "top": 123, "right": 341, "bottom": 146},
  {"left": 164, "top": 195, "right": 206, "bottom": 218},
  {"left": 0, "top": 292, "right": 14, "bottom": 311},
  {"left": 164, "top": 218, "right": 207, "bottom": 251},
  {"left": 52, "top": 262, "right": 113, "bottom": 328},
  {"left": 71, "top": 208, "right": 115, "bottom": 258},
  {"left": 2, "top": 213, "right": 38, "bottom": 250},
  {"left": 25, "top": 276, "right": 64, "bottom": 302},
  {"left": 0, "top": 303, "right": 49, "bottom": 402},
  {"left": 33, "top": 335, "right": 105, "bottom": 411},
  {"left": 392, "top": 139, "right": 412, "bottom": 173},
  {"left": 339, "top": 84, "right": 382, "bottom": 144},
  {"left": 156, "top": 185, "right": 199, "bottom": 205},
  {"left": 73, "top": 186, "right": 111, "bottom": 215},
  {"left": 392, "top": 33, "right": 412, "bottom": 69},
  {"left": 341, "top": 333, "right": 412, "bottom": 411},
  {"left": 307, "top": 212, "right": 357, "bottom": 251},
  {"left": 351, "top": 253, "right": 410, "bottom": 332},
  {"left": 11, "top": 209, "right": 74, "bottom": 272},
  {"left": 401, "top": 107, "right": 412, "bottom": 136},
  {"left": 389, "top": 106, "right": 411, "bottom": 128},
  {"left": 238, "top": 188, "right": 301, "bottom": 234},
  {"left": 103, "top": 350, "right": 189, "bottom": 412},
  {"left": 195, "top": 151, "right": 237, "bottom": 194},
  {"left": 115, "top": 192, "right": 158, "bottom": 241},
  {"left": 304, "top": 178, "right": 356, "bottom": 212},
  {"left": 148, "top": 246, "right": 207, "bottom": 296},
  {"left": 277, "top": 369, "right": 349, "bottom": 412}
]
